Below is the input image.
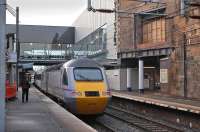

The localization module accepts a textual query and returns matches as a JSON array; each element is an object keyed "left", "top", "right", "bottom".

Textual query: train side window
[
  {"left": 41, "top": 74, "right": 44, "bottom": 80},
  {"left": 62, "top": 70, "right": 68, "bottom": 85}
]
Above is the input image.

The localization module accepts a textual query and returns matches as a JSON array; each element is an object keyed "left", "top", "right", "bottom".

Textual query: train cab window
[
  {"left": 74, "top": 68, "right": 103, "bottom": 81},
  {"left": 62, "top": 70, "right": 68, "bottom": 85}
]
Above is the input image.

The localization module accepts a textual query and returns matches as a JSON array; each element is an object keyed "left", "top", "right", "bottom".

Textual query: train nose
[
  {"left": 76, "top": 97, "right": 109, "bottom": 115},
  {"left": 74, "top": 82, "right": 111, "bottom": 114}
]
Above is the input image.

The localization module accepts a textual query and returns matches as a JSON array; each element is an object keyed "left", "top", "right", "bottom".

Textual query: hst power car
[{"left": 35, "top": 58, "right": 111, "bottom": 115}]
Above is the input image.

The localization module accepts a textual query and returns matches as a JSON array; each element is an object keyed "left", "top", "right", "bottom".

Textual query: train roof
[{"left": 63, "top": 58, "right": 102, "bottom": 68}]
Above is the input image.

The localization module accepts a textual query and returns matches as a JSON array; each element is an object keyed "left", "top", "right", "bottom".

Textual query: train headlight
[{"left": 102, "top": 91, "right": 111, "bottom": 96}]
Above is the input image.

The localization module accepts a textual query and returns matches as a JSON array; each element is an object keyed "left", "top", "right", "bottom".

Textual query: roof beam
[{"left": 127, "top": 0, "right": 165, "bottom": 4}]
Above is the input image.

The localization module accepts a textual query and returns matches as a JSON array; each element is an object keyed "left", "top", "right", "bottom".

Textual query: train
[{"left": 34, "top": 58, "right": 111, "bottom": 115}]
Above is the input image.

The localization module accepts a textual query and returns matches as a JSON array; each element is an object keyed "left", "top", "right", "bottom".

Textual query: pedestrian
[{"left": 21, "top": 72, "right": 31, "bottom": 103}]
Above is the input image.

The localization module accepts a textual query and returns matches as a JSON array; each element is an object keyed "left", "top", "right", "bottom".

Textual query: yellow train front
[{"left": 40, "top": 58, "right": 111, "bottom": 115}]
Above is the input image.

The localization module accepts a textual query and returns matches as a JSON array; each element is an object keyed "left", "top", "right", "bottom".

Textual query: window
[
  {"left": 142, "top": 17, "right": 166, "bottom": 43},
  {"left": 191, "top": 29, "right": 198, "bottom": 36},
  {"left": 74, "top": 68, "right": 103, "bottom": 81},
  {"left": 62, "top": 70, "right": 68, "bottom": 85},
  {"left": 188, "top": 23, "right": 200, "bottom": 37},
  {"left": 189, "top": 7, "right": 200, "bottom": 18}
]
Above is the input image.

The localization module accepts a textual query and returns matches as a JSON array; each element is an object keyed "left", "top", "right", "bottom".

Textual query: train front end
[{"left": 70, "top": 67, "right": 111, "bottom": 115}]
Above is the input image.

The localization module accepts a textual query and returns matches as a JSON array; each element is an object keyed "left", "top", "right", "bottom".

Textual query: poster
[{"left": 160, "top": 69, "right": 168, "bottom": 83}]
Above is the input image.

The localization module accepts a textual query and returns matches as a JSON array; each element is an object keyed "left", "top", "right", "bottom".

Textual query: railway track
[
  {"left": 95, "top": 114, "right": 143, "bottom": 132},
  {"left": 110, "top": 96, "right": 200, "bottom": 131},
  {"left": 90, "top": 120, "right": 115, "bottom": 132},
  {"left": 36, "top": 85, "right": 197, "bottom": 132},
  {"left": 103, "top": 105, "right": 194, "bottom": 132},
  {"left": 79, "top": 116, "right": 115, "bottom": 132}
]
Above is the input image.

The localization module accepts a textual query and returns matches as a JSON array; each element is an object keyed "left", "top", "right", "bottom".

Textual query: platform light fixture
[{"left": 90, "top": 41, "right": 94, "bottom": 44}]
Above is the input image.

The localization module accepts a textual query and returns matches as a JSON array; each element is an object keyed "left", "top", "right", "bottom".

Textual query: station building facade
[
  {"left": 116, "top": 0, "right": 200, "bottom": 99},
  {"left": 72, "top": 0, "right": 117, "bottom": 59},
  {"left": 72, "top": 0, "right": 122, "bottom": 90}
]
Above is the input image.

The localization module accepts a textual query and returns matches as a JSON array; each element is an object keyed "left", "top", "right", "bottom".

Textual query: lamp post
[
  {"left": 16, "top": 7, "right": 19, "bottom": 91},
  {"left": 0, "top": 0, "right": 6, "bottom": 131},
  {"left": 183, "top": 33, "right": 187, "bottom": 98},
  {"left": 6, "top": 5, "right": 19, "bottom": 91}
]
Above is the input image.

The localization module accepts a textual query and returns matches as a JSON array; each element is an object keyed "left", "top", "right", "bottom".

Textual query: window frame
[
  {"left": 62, "top": 69, "right": 68, "bottom": 85},
  {"left": 142, "top": 17, "right": 166, "bottom": 44}
]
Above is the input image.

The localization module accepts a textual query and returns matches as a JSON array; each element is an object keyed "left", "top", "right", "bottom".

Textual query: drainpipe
[
  {"left": 183, "top": 33, "right": 187, "bottom": 98},
  {"left": 87, "top": 0, "right": 92, "bottom": 11},
  {"left": 127, "top": 68, "right": 132, "bottom": 91},
  {"left": 0, "top": 0, "right": 6, "bottom": 131},
  {"left": 16, "top": 7, "right": 19, "bottom": 91},
  {"left": 134, "top": 14, "right": 137, "bottom": 49}
]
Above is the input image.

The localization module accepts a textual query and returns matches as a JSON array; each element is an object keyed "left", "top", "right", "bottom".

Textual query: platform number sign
[{"left": 160, "top": 69, "right": 168, "bottom": 83}]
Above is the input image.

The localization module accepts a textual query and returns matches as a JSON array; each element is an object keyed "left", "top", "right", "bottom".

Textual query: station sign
[{"left": 160, "top": 69, "right": 168, "bottom": 83}]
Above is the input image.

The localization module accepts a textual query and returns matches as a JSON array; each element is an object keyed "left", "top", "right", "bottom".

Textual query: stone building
[{"left": 115, "top": 0, "right": 200, "bottom": 99}]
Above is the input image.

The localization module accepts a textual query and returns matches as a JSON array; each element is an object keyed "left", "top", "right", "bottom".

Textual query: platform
[
  {"left": 111, "top": 90, "right": 200, "bottom": 114},
  {"left": 6, "top": 87, "right": 96, "bottom": 132}
]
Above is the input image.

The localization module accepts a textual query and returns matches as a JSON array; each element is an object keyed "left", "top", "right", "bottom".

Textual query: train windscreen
[{"left": 74, "top": 68, "right": 103, "bottom": 81}]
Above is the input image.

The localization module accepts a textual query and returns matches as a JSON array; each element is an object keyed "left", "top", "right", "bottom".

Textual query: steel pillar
[
  {"left": 16, "top": 7, "right": 19, "bottom": 91},
  {"left": 0, "top": 0, "right": 6, "bottom": 131},
  {"left": 139, "top": 59, "right": 144, "bottom": 93},
  {"left": 127, "top": 68, "right": 132, "bottom": 91}
]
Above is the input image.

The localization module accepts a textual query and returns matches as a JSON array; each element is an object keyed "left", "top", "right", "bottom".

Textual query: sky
[{"left": 6, "top": 0, "right": 87, "bottom": 26}]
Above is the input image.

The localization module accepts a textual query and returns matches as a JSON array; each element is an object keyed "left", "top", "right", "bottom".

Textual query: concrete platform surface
[
  {"left": 6, "top": 87, "right": 96, "bottom": 132},
  {"left": 112, "top": 90, "right": 200, "bottom": 114}
]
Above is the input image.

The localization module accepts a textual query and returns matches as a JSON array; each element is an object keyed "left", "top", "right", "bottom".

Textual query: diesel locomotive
[{"left": 34, "top": 58, "right": 111, "bottom": 115}]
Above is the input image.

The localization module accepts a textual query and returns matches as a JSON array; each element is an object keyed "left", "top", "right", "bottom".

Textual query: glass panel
[
  {"left": 74, "top": 68, "right": 103, "bottom": 81},
  {"left": 143, "top": 24, "right": 148, "bottom": 33},
  {"left": 73, "top": 25, "right": 107, "bottom": 57},
  {"left": 62, "top": 70, "right": 68, "bottom": 85},
  {"left": 143, "top": 34, "right": 148, "bottom": 43},
  {"left": 142, "top": 17, "right": 166, "bottom": 43},
  {"left": 161, "top": 19, "right": 165, "bottom": 41},
  {"left": 152, "top": 21, "right": 157, "bottom": 30}
]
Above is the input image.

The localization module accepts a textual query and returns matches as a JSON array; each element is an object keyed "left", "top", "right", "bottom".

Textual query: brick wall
[
  {"left": 116, "top": 0, "right": 160, "bottom": 52},
  {"left": 168, "top": 10, "right": 200, "bottom": 99},
  {"left": 186, "top": 45, "right": 200, "bottom": 98},
  {"left": 117, "top": 0, "right": 200, "bottom": 99}
]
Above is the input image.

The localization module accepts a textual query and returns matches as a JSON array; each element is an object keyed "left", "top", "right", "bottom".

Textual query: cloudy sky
[{"left": 6, "top": 0, "right": 87, "bottom": 26}]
